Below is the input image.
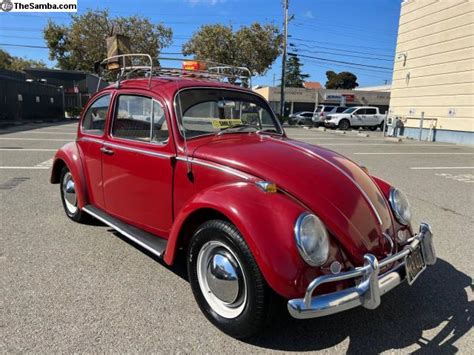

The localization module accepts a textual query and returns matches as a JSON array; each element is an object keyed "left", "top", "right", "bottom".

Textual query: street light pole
[{"left": 280, "top": 0, "right": 288, "bottom": 118}]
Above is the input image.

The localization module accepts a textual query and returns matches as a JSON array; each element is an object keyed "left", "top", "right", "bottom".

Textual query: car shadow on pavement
[
  {"left": 109, "top": 230, "right": 189, "bottom": 282},
  {"left": 247, "top": 259, "right": 472, "bottom": 353},
  {"left": 102, "top": 232, "right": 472, "bottom": 352}
]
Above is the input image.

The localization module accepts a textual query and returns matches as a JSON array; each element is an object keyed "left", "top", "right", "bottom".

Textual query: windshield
[
  {"left": 176, "top": 88, "right": 282, "bottom": 138},
  {"left": 343, "top": 107, "right": 357, "bottom": 113}
]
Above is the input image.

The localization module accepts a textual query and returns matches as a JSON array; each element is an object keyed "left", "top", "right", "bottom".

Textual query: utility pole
[{"left": 280, "top": 0, "right": 288, "bottom": 118}]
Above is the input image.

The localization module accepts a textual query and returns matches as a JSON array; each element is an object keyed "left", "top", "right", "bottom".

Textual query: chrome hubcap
[
  {"left": 197, "top": 241, "right": 247, "bottom": 319},
  {"left": 62, "top": 172, "right": 77, "bottom": 214}
]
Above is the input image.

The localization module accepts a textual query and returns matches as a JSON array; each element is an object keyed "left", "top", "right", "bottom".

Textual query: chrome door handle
[{"left": 100, "top": 147, "right": 114, "bottom": 155}]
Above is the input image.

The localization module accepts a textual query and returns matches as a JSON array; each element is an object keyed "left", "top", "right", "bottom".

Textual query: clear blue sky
[{"left": 0, "top": 0, "right": 402, "bottom": 87}]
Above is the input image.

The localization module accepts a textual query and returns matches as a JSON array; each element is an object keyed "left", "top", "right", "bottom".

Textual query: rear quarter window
[{"left": 82, "top": 94, "right": 111, "bottom": 135}]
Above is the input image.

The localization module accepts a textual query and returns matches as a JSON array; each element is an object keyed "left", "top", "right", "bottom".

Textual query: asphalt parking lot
[{"left": 1, "top": 122, "right": 473, "bottom": 353}]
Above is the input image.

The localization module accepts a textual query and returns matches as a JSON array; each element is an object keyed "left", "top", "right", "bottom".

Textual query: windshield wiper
[{"left": 217, "top": 124, "right": 258, "bottom": 135}]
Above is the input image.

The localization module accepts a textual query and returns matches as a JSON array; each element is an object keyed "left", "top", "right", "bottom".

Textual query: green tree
[
  {"left": 0, "top": 49, "right": 46, "bottom": 71},
  {"left": 325, "top": 70, "right": 359, "bottom": 89},
  {"left": 43, "top": 10, "right": 172, "bottom": 72},
  {"left": 182, "top": 23, "right": 282, "bottom": 76},
  {"left": 284, "top": 56, "right": 309, "bottom": 87}
]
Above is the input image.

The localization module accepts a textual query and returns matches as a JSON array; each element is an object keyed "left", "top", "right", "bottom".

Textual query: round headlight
[
  {"left": 294, "top": 213, "right": 329, "bottom": 266},
  {"left": 389, "top": 188, "right": 411, "bottom": 225}
]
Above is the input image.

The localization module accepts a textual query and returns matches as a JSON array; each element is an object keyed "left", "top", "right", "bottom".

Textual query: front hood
[{"left": 192, "top": 134, "right": 395, "bottom": 263}]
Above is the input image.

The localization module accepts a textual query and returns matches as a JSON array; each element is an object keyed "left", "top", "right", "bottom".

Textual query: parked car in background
[
  {"left": 325, "top": 106, "right": 386, "bottom": 130},
  {"left": 312, "top": 105, "right": 347, "bottom": 126},
  {"left": 288, "top": 111, "right": 314, "bottom": 125}
]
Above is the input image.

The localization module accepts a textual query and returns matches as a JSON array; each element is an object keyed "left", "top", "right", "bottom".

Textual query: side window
[
  {"left": 152, "top": 100, "right": 169, "bottom": 143},
  {"left": 336, "top": 107, "right": 346, "bottom": 113},
  {"left": 324, "top": 106, "right": 334, "bottom": 112},
  {"left": 366, "top": 108, "right": 377, "bottom": 115},
  {"left": 112, "top": 95, "right": 168, "bottom": 143},
  {"left": 355, "top": 109, "right": 366, "bottom": 115},
  {"left": 82, "top": 94, "right": 110, "bottom": 135}
]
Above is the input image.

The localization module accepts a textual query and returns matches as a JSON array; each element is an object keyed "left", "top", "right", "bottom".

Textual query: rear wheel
[
  {"left": 60, "top": 166, "right": 88, "bottom": 223},
  {"left": 369, "top": 125, "right": 378, "bottom": 131},
  {"left": 379, "top": 121, "right": 385, "bottom": 131},
  {"left": 187, "top": 220, "right": 272, "bottom": 339},
  {"left": 338, "top": 119, "right": 350, "bottom": 130}
]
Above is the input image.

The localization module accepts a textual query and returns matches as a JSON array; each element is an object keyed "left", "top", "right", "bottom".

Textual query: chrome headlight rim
[
  {"left": 294, "top": 212, "right": 330, "bottom": 267},
  {"left": 389, "top": 188, "right": 411, "bottom": 225}
]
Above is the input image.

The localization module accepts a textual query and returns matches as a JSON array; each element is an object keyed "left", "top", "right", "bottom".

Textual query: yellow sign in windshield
[{"left": 211, "top": 119, "right": 243, "bottom": 129}]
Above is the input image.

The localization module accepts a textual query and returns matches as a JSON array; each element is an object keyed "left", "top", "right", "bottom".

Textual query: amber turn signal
[{"left": 255, "top": 181, "right": 278, "bottom": 193}]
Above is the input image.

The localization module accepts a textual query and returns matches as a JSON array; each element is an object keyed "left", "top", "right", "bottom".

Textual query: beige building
[{"left": 389, "top": 0, "right": 474, "bottom": 144}]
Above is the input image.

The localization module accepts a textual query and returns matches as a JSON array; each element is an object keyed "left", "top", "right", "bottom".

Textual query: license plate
[{"left": 405, "top": 245, "right": 426, "bottom": 285}]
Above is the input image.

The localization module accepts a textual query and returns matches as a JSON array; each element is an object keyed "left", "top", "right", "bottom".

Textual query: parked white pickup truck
[{"left": 324, "top": 106, "right": 386, "bottom": 130}]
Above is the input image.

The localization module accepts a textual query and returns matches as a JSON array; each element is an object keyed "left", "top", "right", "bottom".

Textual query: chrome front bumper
[{"left": 288, "top": 223, "right": 436, "bottom": 319}]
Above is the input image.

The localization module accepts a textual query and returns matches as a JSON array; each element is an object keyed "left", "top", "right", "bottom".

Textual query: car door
[
  {"left": 364, "top": 108, "right": 378, "bottom": 126},
  {"left": 101, "top": 92, "right": 175, "bottom": 236},
  {"left": 77, "top": 93, "right": 112, "bottom": 209},
  {"left": 351, "top": 108, "right": 365, "bottom": 126}
]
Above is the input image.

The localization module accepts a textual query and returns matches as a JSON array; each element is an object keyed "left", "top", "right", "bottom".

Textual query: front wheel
[
  {"left": 338, "top": 119, "right": 350, "bottom": 130},
  {"left": 60, "top": 166, "right": 88, "bottom": 223},
  {"left": 187, "top": 220, "right": 272, "bottom": 339}
]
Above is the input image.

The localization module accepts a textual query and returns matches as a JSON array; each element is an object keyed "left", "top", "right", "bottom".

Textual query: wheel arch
[
  {"left": 164, "top": 182, "right": 310, "bottom": 299},
  {"left": 50, "top": 142, "right": 89, "bottom": 208}
]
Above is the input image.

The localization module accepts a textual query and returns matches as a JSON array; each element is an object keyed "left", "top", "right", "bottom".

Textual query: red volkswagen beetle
[{"left": 51, "top": 56, "right": 436, "bottom": 338}]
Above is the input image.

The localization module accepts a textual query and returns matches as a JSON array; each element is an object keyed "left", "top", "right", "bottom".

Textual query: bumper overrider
[{"left": 288, "top": 223, "right": 436, "bottom": 319}]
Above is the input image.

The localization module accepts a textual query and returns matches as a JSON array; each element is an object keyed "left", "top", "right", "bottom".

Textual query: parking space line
[
  {"left": 410, "top": 167, "right": 474, "bottom": 170},
  {"left": 320, "top": 143, "right": 458, "bottom": 146},
  {"left": 1, "top": 131, "right": 76, "bottom": 135},
  {"left": 290, "top": 137, "right": 387, "bottom": 141},
  {"left": 354, "top": 152, "right": 474, "bottom": 155},
  {"left": 0, "top": 137, "right": 72, "bottom": 141},
  {"left": 0, "top": 148, "right": 57, "bottom": 151},
  {"left": 0, "top": 166, "right": 50, "bottom": 170},
  {"left": 0, "top": 158, "right": 53, "bottom": 170}
]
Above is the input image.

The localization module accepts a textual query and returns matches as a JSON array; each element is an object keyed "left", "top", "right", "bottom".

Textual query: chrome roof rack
[{"left": 95, "top": 53, "right": 252, "bottom": 91}]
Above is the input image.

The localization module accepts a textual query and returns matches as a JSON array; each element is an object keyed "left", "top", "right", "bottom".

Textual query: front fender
[
  {"left": 164, "top": 181, "right": 315, "bottom": 299},
  {"left": 50, "top": 142, "right": 88, "bottom": 208}
]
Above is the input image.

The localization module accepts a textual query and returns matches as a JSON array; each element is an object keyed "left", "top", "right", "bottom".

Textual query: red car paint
[{"left": 51, "top": 77, "right": 406, "bottom": 299}]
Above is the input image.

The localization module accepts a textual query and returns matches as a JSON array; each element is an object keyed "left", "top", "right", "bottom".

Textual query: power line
[
  {"left": 294, "top": 21, "right": 396, "bottom": 40},
  {"left": 290, "top": 41, "right": 393, "bottom": 58},
  {"left": 291, "top": 37, "right": 395, "bottom": 52},
  {"left": 289, "top": 52, "right": 393, "bottom": 71},
  {"left": 303, "top": 57, "right": 393, "bottom": 75},
  {"left": 0, "top": 43, "right": 48, "bottom": 49},
  {"left": 293, "top": 22, "right": 397, "bottom": 45},
  {"left": 291, "top": 46, "right": 393, "bottom": 62}
]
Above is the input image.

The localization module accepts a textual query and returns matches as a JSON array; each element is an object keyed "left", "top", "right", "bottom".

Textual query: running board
[{"left": 82, "top": 205, "right": 167, "bottom": 258}]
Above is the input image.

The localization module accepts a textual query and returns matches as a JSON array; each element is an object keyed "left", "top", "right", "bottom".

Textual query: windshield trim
[{"left": 173, "top": 86, "right": 285, "bottom": 141}]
